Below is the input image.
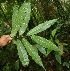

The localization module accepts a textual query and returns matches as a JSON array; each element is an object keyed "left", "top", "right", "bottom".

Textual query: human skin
[{"left": 0, "top": 35, "right": 12, "bottom": 47}]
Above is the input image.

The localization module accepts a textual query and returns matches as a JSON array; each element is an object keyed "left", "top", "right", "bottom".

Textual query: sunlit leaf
[
  {"left": 19, "top": 2, "right": 31, "bottom": 35},
  {"left": 31, "top": 35, "right": 60, "bottom": 51},
  {"left": 22, "top": 38, "right": 45, "bottom": 69},
  {"left": 16, "top": 39, "right": 29, "bottom": 66},
  {"left": 27, "top": 19, "right": 57, "bottom": 36},
  {"left": 10, "top": 2, "right": 31, "bottom": 37},
  {"left": 10, "top": 5, "right": 19, "bottom": 37}
]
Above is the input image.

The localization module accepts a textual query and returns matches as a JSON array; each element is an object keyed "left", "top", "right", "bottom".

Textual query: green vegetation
[{"left": 0, "top": 0, "right": 70, "bottom": 71}]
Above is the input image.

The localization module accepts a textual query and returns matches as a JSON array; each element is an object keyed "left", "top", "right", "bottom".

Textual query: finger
[
  {"left": 8, "top": 36, "right": 12, "bottom": 40},
  {"left": 5, "top": 35, "right": 10, "bottom": 38},
  {"left": 6, "top": 37, "right": 12, "bottom": 42},
  {"left": 1, "top": 35, "right": 9, "bottom": 40},
  {"left": 5, "top": 35, "right": 12, "bottom": 40}
]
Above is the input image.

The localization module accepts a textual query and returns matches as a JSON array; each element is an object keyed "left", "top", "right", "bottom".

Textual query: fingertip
[
  {"left": 7, "top": 37, "right": 13, "bottom": 41},
  {"left": 10, "top": 38, "right": 13, "bottom": 40}
]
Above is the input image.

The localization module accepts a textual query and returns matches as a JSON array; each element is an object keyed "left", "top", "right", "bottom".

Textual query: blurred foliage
[{"left": 0, "top": 0, "right": 70, "bottom": 71}]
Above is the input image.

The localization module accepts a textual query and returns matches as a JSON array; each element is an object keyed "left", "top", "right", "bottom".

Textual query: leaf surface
[
  {"left": 10, "top": 2, "right": 31, "bottom": 37},
  {"left": 46, "top": 49, "right": 52, "bottom": 56},
  {"left": 22, "top": 38, "right": 45, "bottom": 69},
  {"left": 16, "top": 39, "right": 29, "bottom": 66},
  {"left": 51, "top": 29, "right": 57, "bottom": 37},
  {"left": 10, "top": 5, "right": 19, "bottom": 37},
  {"left": 31, "top": 35, "right": 60, "bottom": 51},
  {"left": 27, "top": 19, "right": 57, "bottom": 36},
  {"left": 34, "top": 44, "right": 47, "bottom": 56},
  {"left": 15, "top": 60, "right": 19, "bottom": 71},
  {"left": 18, "top": 2, "right": 31, "bottom": 35},
  {"left": 55, "top": 53, "right": 61, "bottom": 64}
]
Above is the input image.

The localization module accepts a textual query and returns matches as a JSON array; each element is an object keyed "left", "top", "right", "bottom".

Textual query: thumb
[{"left": 6, "top": 36, "right": 12, "bottom": 42}]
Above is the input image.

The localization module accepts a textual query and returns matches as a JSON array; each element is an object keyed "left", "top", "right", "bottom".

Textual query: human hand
[{"left": 0, "top": 35, "right": 12, "bottom": 47}]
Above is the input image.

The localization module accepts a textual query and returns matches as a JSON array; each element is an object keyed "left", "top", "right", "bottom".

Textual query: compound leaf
[{"left": 27, "top": 19, "right": 57, "bottom": 36}]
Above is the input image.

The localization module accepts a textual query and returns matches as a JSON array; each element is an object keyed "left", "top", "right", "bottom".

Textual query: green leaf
[
  {"left": 31, "top": 35, "right": 60, "bottom": 51},
  {"left": 33, "top": 45, "right": 38, "bottom": 53},
  {"left": 34, "top": 44, "right": 53, "bottom": 57},
  {"left": 51, "top": 29, "right": 57, "bottom": 37},
  {"left": 22, "top": 38, "right": 45, "bottom": 69},
  {"left": 55, "top": 39, "right": 59, "bottom": 44},
  {"left": 18, "top": 2, "right": 31, "bottom": 35},
  {"left": 27, "top": 19, "right": 57, "bottom": 36},
  {"left": 34, "top": 44, "right": 47, "bottom": 56},
  {"left": 10, "top": 5, "right": 19, "bottom": 37},
  {"left": 10, "top": 2, "right": 31, "bottom": 37},
  {"left": 15, "top": 60, "right": 19, "bottom": 71},
  {"left": 58, "top": 43, "right": 64, "bottom": 55},
  {"left": 55, "top": 53, "right": 61, "bottom": 64},
  {"left": 16, "top": 39, "right": 29, "bottom": 66},
  {"left": 46, "top": 49, "right": 52, "bottom": 56},
  {"left": 1, "top": 3, "right": 7, "bottom": 14},
  {"left": 63, "top": 62, "right": 70, "bottom": 68}
]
